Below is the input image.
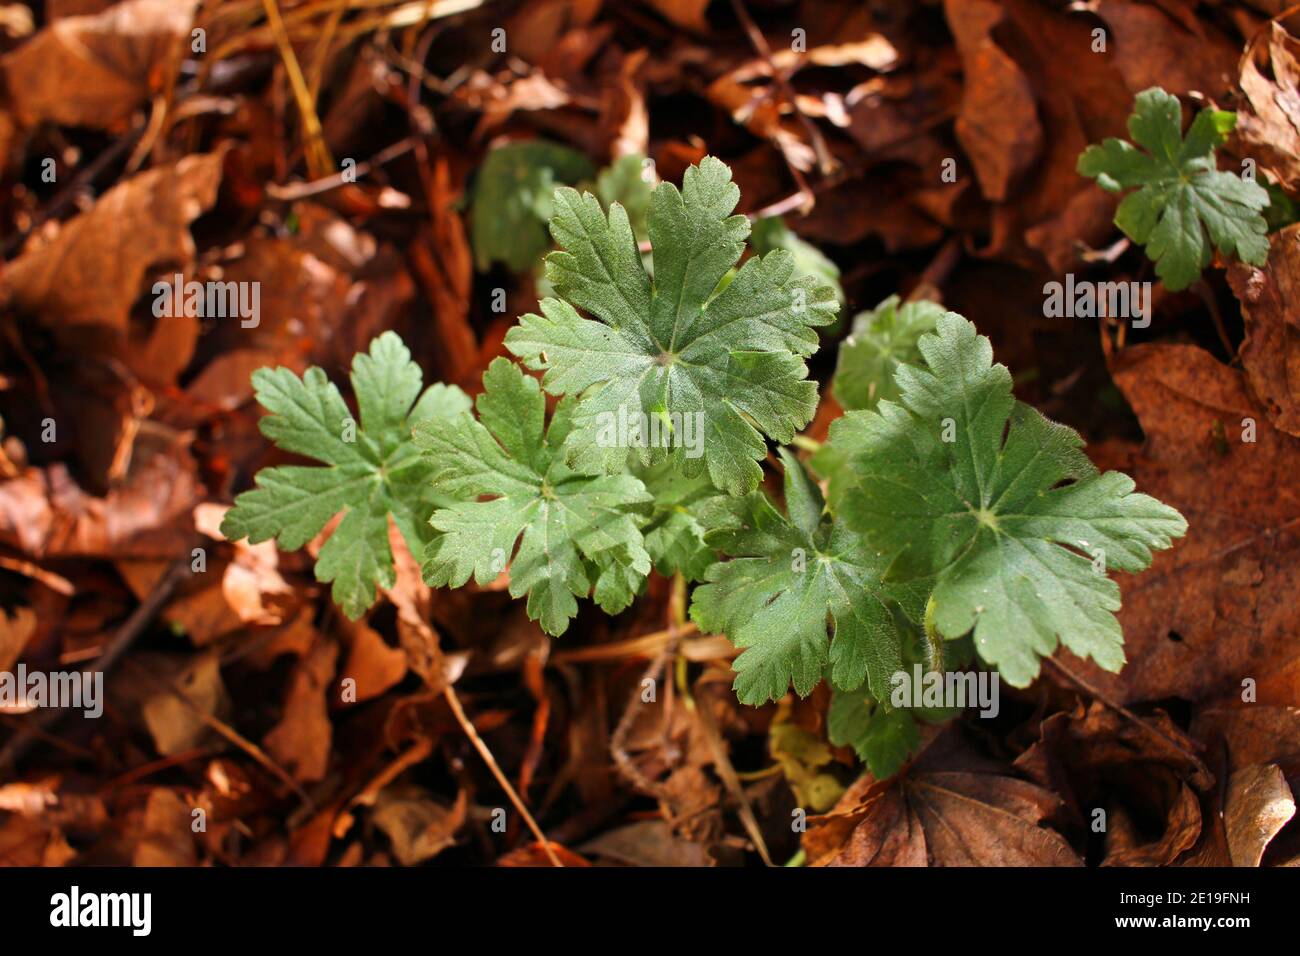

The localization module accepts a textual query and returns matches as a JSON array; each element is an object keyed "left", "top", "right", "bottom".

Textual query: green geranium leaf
[
  {"left": 826, "top": 313, "right": 1187, "bottom": 686},
  {"left": 415, "top": 358, "right": 652, "bottom": 636},
  {"left": 1077, "top": 86, "right": 1270, "bottom": 291},
  {"left": 221, "top": 333, "right": 471, "bottom": 619},
  {"left": 504, "top": 156, "right": 839, "bottom": 496}
]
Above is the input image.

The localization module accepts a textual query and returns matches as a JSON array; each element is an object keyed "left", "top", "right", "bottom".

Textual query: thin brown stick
[
  {"left": 264, "top": 137, "right": 419, "bottom": 200},
  {"left": 116, "top": 654, "right": 315, "bottom": 809},
  {"left": 694, "top": 685, "right": 774, "bottom": 866},
  {"left": 441, "top": 684, "right": 563, "bottom": 867},
  {"left": 0, "top": 556, "right": 73, "bottom": 595},
  {"left": 610, "top": 651, "right": 673, "bottom": 802},
  {"left": 261, "top": 0, "right": 334, "bottom": 178}
]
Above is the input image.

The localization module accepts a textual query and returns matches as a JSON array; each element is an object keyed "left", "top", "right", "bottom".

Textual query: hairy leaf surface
[
  {"left": 221, "top": 333, "right": 470, "bottom": 618},
  {"left": 691, "top": 449, "right": 910, "bottom": 705},
  {"left": 826, "top": 314, "right": 1187, "bottom": 686},
  {"left": 415, "top": 358, "right": 652, "bottom": 636},
  {"left": 505, "top": 156, "right": 839, "bottom": 495}
]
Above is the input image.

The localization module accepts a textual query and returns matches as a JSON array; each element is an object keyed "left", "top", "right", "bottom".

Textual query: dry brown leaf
[
  {"left": 200, "top": 236, "right": 351, "bottom": 371},
  {"left": 2, "top": 151, "right": 223, "bottom": 337},
  {"left": 945, "top": 0, "right": 1042, "bottom": 202},
  {"left": 162, "top": 581, "right": 244, "bottom": 647},
  {"left": 1073, "top": 344, "right": 1300, "bottom": 704},
  {"left": 408, "top": 158, "right": 478, "bottom": 388},
  {"left": 369, "top": 785, "right": 466, "bottom": 865},
  {"left": 263, "top": 636, "right": 338, "bottom": 783},
  {"left": 1093, "top": 0, "right": 1236, "bottom": 98},
  {"left": 1235, "top": 22, "right": 1300, "bottom": 192},
  {"left": 0, "top": 779, "right": 58, "bottom": 815},
  {"left": 706, "top": 74, "right": 817, "bottom": 173},
  {"left": 1225, "top": 764, "right": 1296, "bottom": 866},
  {"left": 1193, "top": 705, "right": 1300, "bottom": 772},
  {"left": 1014, "top": 700, "right": 1212, "bottom": 851},
  {"left": 193, "top": 502, "right": 293, "bottom": 625},
  {"left": 1229, "top": 223, "right": 1300, "bottom": 437},
  {"left": 132, "top": 788, "right": 198, "bottom": 866},
  {"left": 0, "top": 0, "right": 197, "bottom": 129},
  {"left": 809, "top": 768, "right": 1081, "bottom": 867},
  {"left": 580, "top": 820, "right": 715, "bottom": 866},
  {"left": 601, "top": 48, "right": 649, "bottom": 159},
  {"left": 140, "top": 651, "right": 230, "bottom": 757},
  {"left": 469, "top": 71, "right": 573, "bottom": 140},
  {"left": 338, "top": 618, "right": 408, "bottom": 704},
  {"left": 973, "top": 0, "right": 1131, "bottom": 272},
  {"left": 0, "top": 815, "right": 69, "bottom": 865},
  {"left": 0, "top": 428, "right": 200, "bottom": 559},
  {"left": 821, "top": 785, "right": 927, "bottom": 867},
  {"left": 241, "top": 608, "right": 320, "bottom": 671},
  {"left": 1102, "top": 783, "right": 1201, "bottom": 867}
]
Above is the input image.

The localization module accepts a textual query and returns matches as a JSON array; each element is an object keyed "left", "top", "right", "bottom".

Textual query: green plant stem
[
  {"left": 922, "top": 594, "right": 945, "bottom": 675},
  {"left": 791, "top": 434, "right": 823, "bottom": 453}
]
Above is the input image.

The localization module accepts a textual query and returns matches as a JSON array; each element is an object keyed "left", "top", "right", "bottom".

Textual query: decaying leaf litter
[{"left": 0, "top": 0, "right": 1297, "bottom": 868}]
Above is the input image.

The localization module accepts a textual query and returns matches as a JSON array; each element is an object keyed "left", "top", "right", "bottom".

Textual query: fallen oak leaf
[{"left": 1, "top": 151, "right": 224, "bottom": 338}]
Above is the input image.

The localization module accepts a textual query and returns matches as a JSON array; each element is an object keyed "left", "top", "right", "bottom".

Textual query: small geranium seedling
[
  {"left": 1077, "top": 86, "right": 1270, "bottom": 291},
  {"left": 225, "top": 156, "right": 1187, "bottom": 780},
  {"left": 220, "top": 333, "right": 470, "bottom": 619}
]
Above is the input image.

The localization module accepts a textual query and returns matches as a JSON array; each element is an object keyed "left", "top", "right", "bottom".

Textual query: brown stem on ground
[{"left": 442, "top": 683, "right": 564, "bottom": 867}]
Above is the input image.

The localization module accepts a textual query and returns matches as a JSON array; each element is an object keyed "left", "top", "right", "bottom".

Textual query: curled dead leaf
[{"left": 1225, "top": 764, "right": 1296, "bottom": 867}]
